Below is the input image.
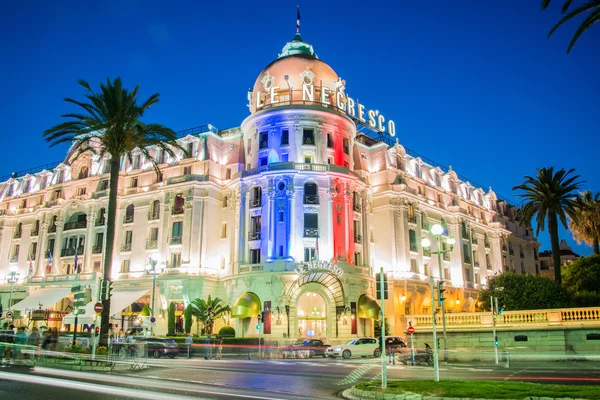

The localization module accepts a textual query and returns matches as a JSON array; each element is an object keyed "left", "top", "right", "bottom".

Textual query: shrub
[
  {"left": 167, "top": 302, "right": 176, "bottom": 336},
  {"left": 64, "top": 343, "right": 91, "bottom": 354},
  {"left": 95, "top": 346, "right": 108, "bottom": 356},
  {"left": 218, "top": 326, "right": 236, "bottom": 337}
]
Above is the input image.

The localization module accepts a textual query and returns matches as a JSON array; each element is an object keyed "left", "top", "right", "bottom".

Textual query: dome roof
[{"left": 250, "top": 35, "right": 340, "bottom": 114}]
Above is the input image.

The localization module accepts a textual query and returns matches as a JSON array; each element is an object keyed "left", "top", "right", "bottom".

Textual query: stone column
[
  {"left": 35, "top": 221, "right": 48, "bottom": 277},
  {"left": 84, "top": 212, "right": 95, "bottom": 273},
  {"left": 52, "top": 219, "right": 64, "bottom": 275}
]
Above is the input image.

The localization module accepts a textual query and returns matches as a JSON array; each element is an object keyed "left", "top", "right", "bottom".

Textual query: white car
[{"left": 326, "top": 337, "right": 381, "bottom": 359}]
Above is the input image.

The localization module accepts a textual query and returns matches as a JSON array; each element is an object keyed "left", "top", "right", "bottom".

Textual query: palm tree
[
  {"left": 190, "top": 296, "right": 231, "bottom": 335},
  {"left": 513, "top": 167, "right": 583, "bottom": 285},
  {"left": 44, "top": 78, "right": 184, "bottom": 346},
  {"left": 569, "top": 190, "right": 600, "bottom": 254},
  {"left": 541, "top": 0, "right": 600, "bottom": 53}
]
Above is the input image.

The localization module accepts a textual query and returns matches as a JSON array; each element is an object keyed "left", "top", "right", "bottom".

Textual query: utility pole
[
  {"left": 379, "top": 267, "right": 387, "bottom": 389},
  {"left": 491, "top": 295, "right": 498, "bottom": 365},
  {"left": 430, "top": 276, "right": 440, "bottom": 382}
]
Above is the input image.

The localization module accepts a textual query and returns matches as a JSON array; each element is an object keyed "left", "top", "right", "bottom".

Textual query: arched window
[
  {"left": 150, "top": 200, "right": 160, "bottom": 219},
  {"left": 421, "top": 213, "right": 429, "bottom": 230},
  {"left": 352, "top": 191, "right": 361, "bottom": 212},
  {"left": 32, "top": 220, "right": 40, "bottom": 235},
  {"left": 79, "top": 166, "right": 89, "bottom": 179},
  {"left": 173, "top": 193, "right": 185, "bottom": 215},
  {"left": 303, "top": 182, "right": 319, "bottom": 204},
  {"left": 14, "top": 222, "right": 22, "bottom": 238},
  {"left": 125, "top": 204, "right": 135, "bottom": 223},
  {"left": 343, "top": 138, "right": 349, "bottom": 154}
]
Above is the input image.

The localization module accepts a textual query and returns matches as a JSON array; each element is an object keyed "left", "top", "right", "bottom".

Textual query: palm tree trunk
[
  {"left": 594, "top": 238, "right": 599, "bottom": 255},
  {"left": 99, "top": 158, "right": 121, "bottom": 347},
  {"left": 548, "top": 211, "right": 562, "bottom": 286}
]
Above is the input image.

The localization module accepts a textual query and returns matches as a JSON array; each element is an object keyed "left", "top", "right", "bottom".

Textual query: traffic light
[
  {"left": 437, "top": 280, "right": 446, "bottom": 306},
  {"left": 260, "top": 311, "right": 266, "bottom": 323},
  {"left": 494, "top": 336, "right": 499, "bottom": 346},
  {"left": 376, "top": 272, "right": 388, "bottom": 300},
  {"left": 497, "top": 306, "right": 505, "bottom": 315},
  {"left": 102, "top": 280, "right": 112, "bottom": 301}
]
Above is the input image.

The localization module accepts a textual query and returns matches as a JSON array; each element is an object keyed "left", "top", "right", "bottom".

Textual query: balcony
[
  {"left": 146, "top": 240, "right": 158, "bottom": 250},
  {"left": 464, "top": 255, "right": 472, "bottom": 264},
  {"left": 354, "top": 234, "right": 362, "bottom": 244},
  {"left": 92, "top": 190, "right": 107, "bottom": 199},
  {"left": 10, "top": 255, "right": 18, "bottom": 263},
  {"left": 407, "top": 215, "right": 417, "bottom": 224},
  {"left": 63, "top": 221, "right": 87, "bottom": 231},
  {"left": 123, "top": 215, "right": 134, "bottom": 224},
  {"left": 60, "top": 248, "right": 76, "bottom": 257},
  {"left": 353, "top": 203, "right": 362, "bottom": 212},
  {"left": 172, "top": 207, "right": 185, "bottom": 215},
  {"left": 148, "top": 212, "right": 160, "bottom": 221},
  {"left": 248, "top": 231, "right": 261, "bottom": 241},
  {"left": 249, "top": 199, "right": 261, "bottom": 208},
  {"left": 423, "top": 248, "right": 431, "bottom": 257},
  {"left": 472, "top": 236, "right": 478, "bottom": 245},
  {"left": 92, "top": 246, "right": 103, "bottom": 254},
  {"left": 303, "top": 195, "right": 319, "bottom": 205},
  {"left": 304, "top": 228, "right": 319, "bottom": 238},
  {"left": 520, "top": 251, "right": 525, "bottom": 258},
  {"left": 484, "top": 240, "right": 491, "bottom": 249},
  {"left": 14, "top": 231, "right": 22, "bottom": 239},
  {"left": 474, "top": 262, "right": 480, "bottom": 268},
  {"left": 170, "top": 236, "right": 182, "bottom": 245},
  {"left": 95, "top": 218, "right": 105, "bottom": 226},
  {"left": 31, "top": 229, "right": 39, "bottom": 237},
  {"left": 410, "top": 242, "right": 418, "bottom": 252},
  {"left": 462, "top": 231, "right": 470, "bottom": 240},
  {"left": 121, "top": 243, "right": 132, "bottom": 252},
  {"left": 443, "top": 252, "right": 451, "bottom": 261}
]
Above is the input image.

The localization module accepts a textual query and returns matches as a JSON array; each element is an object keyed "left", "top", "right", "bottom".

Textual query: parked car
[
  {"left": 280, "top": 339, "right": 330, "bottom": 358},
  {"left": 137, "top": 337, "right": 179, "bottom": 358},
  {"left": 379, "top": 336, "right": 407, "bottom": 355},
  {"left": 326, "top": 337, "right": 381, "bottom": 359}
]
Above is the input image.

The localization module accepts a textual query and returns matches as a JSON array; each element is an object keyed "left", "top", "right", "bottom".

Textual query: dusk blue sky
[{"left": 1, "top": 1, "right": 598, "bottom": 255}]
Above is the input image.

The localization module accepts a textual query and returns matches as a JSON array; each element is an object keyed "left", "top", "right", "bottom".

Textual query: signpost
[
  {"left": 407, "top": 324, "right": 415, "bottom": 366},
  {"left": 71, "top": 285, "right": 91, "bottom": 346},
  {"left": 378, "top": 267, "right": 387, "bottom": 390}
]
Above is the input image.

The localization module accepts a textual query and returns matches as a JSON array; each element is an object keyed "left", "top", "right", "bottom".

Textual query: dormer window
[{"left": 78, "top": 166, "right": 89, "bottom": 179}]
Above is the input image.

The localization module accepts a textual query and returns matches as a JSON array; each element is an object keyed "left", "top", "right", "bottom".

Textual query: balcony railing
[
  {"left": 248, "top": 232, "right": 261, "bottom": 241},
  {"left": 123, "top": 215, "right": 134, "bottom": 224},
  {"left": 353, "top": 203, "right": 362, "bottom": 212},
  {"left": 304, "top": 228, "right": 319, "bottom": 238},
  {"left": 172, "top": 207, "right": 185, "bottom": 215},
  {"left": 484, "top": 240, "right": 491, "bottom": 248},
  {"left": 61, "top": 248, "right": 76, "bottom": 257},
  {"left": 249, "top": 199, "right": 261, "bottom": 208},
  {"left": 410, "top": 242, "right": 418, "bottom": 252},
  {"left": 95, "top": 218, "right": 105, "bottom": 226},
  {"left": 462, "top": 231, "right": 470, "bottom": 240},
  {"left": 31, "top": 229, "right": 39, "bottom": 236},
  {"left": 92, "top": 246, "right": 103, "bottom": 254},
  {"left": 423, "top": 248, "right": 431, "bottom": 257},
  {"left": 170, "top": 236, "right": 182, "bottom": 245},
  {"left": 63, "top": 221, "right": 87, "bottom": 231},
  {"left": 121, "top": 243, "right": 132, "bottom": 252},
  {"left": 14, "top": 231, "right": 22, "bottom": 239},
  {"left": 148, "top": 212, "right": 160, "bottom": 221},
  {"left": 407, "top": 215, "right": 417, "bottom": 224},
  {"left": 303, "top": 195, "right": 319, "bottom": 205},
  {"left": 443, "top": 252, "right": 451, "bottom": 261},
  {"left": 354, "top": 234, "right": 362, "bottom": 244},
  {"left": 472, "top": 236, "right": 478, "bottom": 245},
  {"left": 464, "top": 256, "right": 472, "bottom": 264},
  {"left": 146, "top": 240, "right": 158, "bottom": 250},
  {"left": 520, "top": 252, "right": 525, "bottom": 258},
  {"left": 509, "top": 249, "right": 514, "bottom": 256}
]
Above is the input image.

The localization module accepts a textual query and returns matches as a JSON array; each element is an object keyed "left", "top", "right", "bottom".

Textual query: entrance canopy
[
  {"left": 357, "top": 294, "right": 381, "bottom": 319},
  {"left": 11, "top": 287, "right": 71, "bottom": 313},
  {"left": 231, "top": 292, "right": 261, "bottom": 318},
  {"left": 63, "top": 301, "right": 96, "bottom": 325},
  {"left": 287, "top": 270, "right": 345, "bottom": 307},
  {"left": 110, "top": 289, "right": 149, "bottom": 316}
]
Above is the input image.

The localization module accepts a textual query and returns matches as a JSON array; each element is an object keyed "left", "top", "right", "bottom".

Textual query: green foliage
[
  {"left": 218, "top": 326, "right": 236, "bottom": 337},
  {"left": 569, "top": 191, "right": 600, "bottom": 254},
  {"left": 374, "top": 317, "right": 390, "bottom": 339},
  {"left": 541, "top": 1, "right": 600, "bottom": 54},
  {"left": 571, "top": 291, "right": 600, "bottom": 307},
  {"left": 95, "top": 346, "right": 108, "bottom": 356},
  {"left": 478, "top": 272, "right": 571, "bottom": 311},
  {"left": 184, "top": 304, "right": 193, "bottom": 334},
  {"left": 190, "top": 295, "right": 231, "bottom": 335},
  {"left": 140, "top": 304, "right": 151, "bottom": 317},
  {"left": 64, "top": 343, "right": 91, "bottom": 354},
  {"left": 167, "top": 302, "right": 176, "bottom": 336},
  {"left": 563, "top": 255, "right": 600, "bottom": 294}
]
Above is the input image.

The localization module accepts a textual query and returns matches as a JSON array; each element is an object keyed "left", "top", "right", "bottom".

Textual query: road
[{"left": 1, "top": 356, "right": 599, "bottom": 399}]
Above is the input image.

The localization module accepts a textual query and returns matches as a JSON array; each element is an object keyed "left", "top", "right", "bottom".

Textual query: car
[
  {"left": 379, "top": 336, "right": 407, "bottom": 355},
  {"left": 280, "top": 339, "right": 330, "bottom": 358},
  {"left": 326, "top": 337, "right": 381, "bottom": 359},
  {"left": 136, "top": 337, "right": 179, "bottom": 358}
]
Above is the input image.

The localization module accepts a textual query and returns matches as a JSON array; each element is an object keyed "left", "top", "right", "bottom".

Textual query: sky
[{"left": 0, "top": 1, "right": 598, "bottom": 255}]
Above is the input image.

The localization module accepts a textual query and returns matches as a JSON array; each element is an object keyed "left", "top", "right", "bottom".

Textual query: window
[
  {"left": 247, "top": 139, "right": 252, "bottom": 154},
  {"left": 124, "top": 204, "right": 135, "bottom": 223},
  {"left": 354, "top": 252, "right": 362, "bottom": 265},
  {"left": 14, "top": 223, "right": 22, "bottom": 238},
  {"left": 172, "top": 221, "right": 183, "bottom": 238},
  {"left": 250, "top": 216, "right": 261, "bottom": 238},
  {"left": 343, "top": 138, "right": 349, "bottom": 154},
  {"left": 259, "top": 156, "right": 268, "bottom": 166},
  {"left": 47, "top": 239, "right": 55, "bottom": 256},
  {"left": 421, "top": 213, "right": 429, "bottom": 230},
  {"left": 132, "top": 155, "right": 141, "bottom": 170},
  {"left": 94, "top": 232, "right": 104, "bottom": 252},
  {"left": 156, "top": 149, "right": 164, "bottom": 164},
  {"left": 99, "top": 180, "right": 109, "bottom": 191},
  {"left": 77, "top": 187, "right": 87, "bottom": 197},
  {"left": 327, "top": 156, "right": 333, "bottom": 165},
  {"left": 170, "top": 253, "right": 182, "bottom": 268},
  {"left": 149, "top": 227, "right": 159, "bottom": 241},
  {"left": 221, "top": 222, "right": 227, "bottom": 238},
  {"left": 302, "top": 128, "right": 314, "bottom": 145},
  {"left": 250, "top": 186, "right": 262, "bottom": 207},
  {"left": 79, "top": 166, "right": 89, "bottom": 179},
  {"left": 463, "top": 243, "right": 471, "bottom": 263},
  {"left": 424, "top": 263, "right": 431, "bottom": 276},
  {"left": 29, "top": 242, "right": 37, "bottom": 260},
  {"left": 22, "top": 180, "right": 31, "bottom": 193},
  {"left": 407, "top": 204, "right": 416, "bottom": 223},
  {"left": 52, "top": 189, "right": 62, "bottom": 200},
  {"left": 225, "top": 168, "right": 231, "bottom": 180},
  {"left": 187, "top": 142, "right": 194, "bottom": 158},
  {"left": 259, "top": 132, "right": 268, "bottom": 149},
  {"left": 414, "top": 163, "right": 422, "bottom": 179},
  {"left": 222, "top": 196, "right": 228, "bottom": 208},
  {"left": 304, "top": 213, "right": 319, "bottom": 237},
  {"left": 173, "top": 193, "right": 185, "bottom": 214},
  {"left": 130, "top": 177, "right": 138, "bottom": 188},
  {"left": 120, "top": 259, "right": 130, "bottom": 273},
  {"left": 124, "top": 230, "right": 133, "bottom": 245},
  {"left": 57, "top": 170, "right": 64, "bottom": 184},
  {"left": 304, "top": 182, "right": 319, "bottom": 204},
  {"left": 304, "top": 247, "right": 316, "bottom": 262},
  {"left": 279, "top": 211, "right": 284, "bottom": 222},
  {"left": 327, "top": 133, "right": 333, "bottom": 148},
  {"left": 150, "top": 200, "right": 160, "bottom": 219},
  {"left": 304, "top": 155, "right": 312, "bottom": 164},
  {"left": 409, "top": 229, "right": 417, "bottom": 252},
  {"left": 540, "top": 260, "right": 549, "bottom": 270},
  {"left": 249, "top": 248, "right": 261, "bottom": 264},
  {"left": 32, "top": 220, "right": 40, "bottom": 236},
  {"left": 281, "top": 129, "right": 289, "bottom": 146},
  {"left": 486, "top": 253, "right": 492, "bottom": 270},
  {"left": 281, "top": 153, "right": 288, "bottom": 162}
]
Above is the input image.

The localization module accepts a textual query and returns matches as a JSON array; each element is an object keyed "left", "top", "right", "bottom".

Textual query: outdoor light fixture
[
  {"left": 400, "top": 292, "right": 407, "bottom": 302},
  {"left": 421, "top": 237, "right": 431, "bottom": 248},
  {"left": 7, "top": 265, "right": 21, "bottom": 313},
  {"left": 145, "top": 257, "right": 165, "bottom": 335},
  {"left": 431, "top": 223, "right": 444, "bottom": 236},
  {"left": 455, "top": 299, "right": 461, "bottom": 305}
]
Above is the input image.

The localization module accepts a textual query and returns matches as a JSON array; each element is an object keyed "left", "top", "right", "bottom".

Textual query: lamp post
[
  {"left": 7, "top": 265, "right": 20, "bottom": 314},
  {"left": 421, "top": 223, "right": 455, "bottom": 363},
  {"left": 146, "top": 257, "right": 164, "bottom": 336}
]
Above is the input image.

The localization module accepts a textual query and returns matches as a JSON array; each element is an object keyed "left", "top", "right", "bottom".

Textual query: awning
[
  {"left": 63, "top": 301, "right": 96, "bottom": 325},
  {"left": 231, "top": 292, "right": 261, "bottom": 319},
  {"left": 357, "top": 294, "right": 381, "bottom": 319},
  {"left": 110, "top": 289, "right": 149, "bottom": 315},
  {"left": 11, "top": 287, "right": 72, "bottom": 313}
]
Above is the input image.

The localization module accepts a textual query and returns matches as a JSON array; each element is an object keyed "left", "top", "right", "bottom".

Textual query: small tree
[
  {"left": 562, "top": 255, "right": 600, "bottom": 294},
  {"left": 184, "top": 304, "right": 193, "bottom": 334},
  {"left": 375, "top": 317, "right": 390, "bottom": 339},
  {"left": 140, "top": 304, "right": 151, "bottom": 317},
  {"left": 167, "top": 302, "right": 176, "bottom": 336}
]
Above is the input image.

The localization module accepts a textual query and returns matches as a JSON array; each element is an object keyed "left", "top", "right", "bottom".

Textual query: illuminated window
[
  {"left": 327, "top": 133, "right": 334, "bottom": 148},
  {"left": 281, "top": 129, "right": 289, "bottom": 146},
  {"left": 343, "top": 138, "right": 349, "bottom": 154},
  {"left": 302, "top": 129, "right": 314, "bottom": 145},
  {"left": 304, "top": 155, "right": 312, "bottom": 164},
  {"left": 259, "top": 132, "right": 268, "bottom": 149},
  {"left": 120, "top": 259, "right": 130, "bottom": 273},
  {"left": 304, "top": 247, "right": 316, "bottom": 262},
  {"left": 249, "top": 249, "right": 261, "bottom": 264},
  {"left": 221, "top": 222, "right": 227, "bottom": 238}
]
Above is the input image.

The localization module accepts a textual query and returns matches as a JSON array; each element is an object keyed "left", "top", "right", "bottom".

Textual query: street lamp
[
  {"left": 421, "top": 223, "right": 455, "bottom": 363},
  {"left": 146, "top": 257, "right": 165, "bottom": 335},
  {"left": 7, "top": 265, "right": 20, "bottom": 312}
]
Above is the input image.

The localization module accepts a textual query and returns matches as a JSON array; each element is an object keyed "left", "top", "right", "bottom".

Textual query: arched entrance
[{"left": 297, "top": 291, "right": 327, "bottom": 338}]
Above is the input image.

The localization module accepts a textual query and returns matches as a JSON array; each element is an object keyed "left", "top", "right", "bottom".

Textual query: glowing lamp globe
[
  {"left": 431, "top": 224, "right": 444, "bottom": 236},
  {"left": 447, "top": 237, "right": 456, "bottom": 246},
  {"left": 421, "top": 237, "right": 432, "bottom": 248},
  {"left": 9, "top": 265, "right": 19, "bottom": 274}
]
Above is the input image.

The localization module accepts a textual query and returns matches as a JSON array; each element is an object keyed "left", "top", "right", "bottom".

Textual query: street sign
[
  {"left": 71, "top": 285, "right": 82, "bottom": 293},
  {"left": 407, "top": 326, "right": 415, "bottom": 335},
  {"left": 73, "top": 301, "right": 87, "bottom": 308},
  {"left": 72, "top": 309, "right": 82, "bottom": 315},
  {"left": 6, "top": 311, "right": 13, "bottom": 318},
  {"left": 150, "top": 317, "right": 156, "bottom": 323},
  {"left": 94, "top": 302, "right": 103, "bottom": 313},
  {"left": 74, "top": 292, "right": 87, "bottom": 299}
]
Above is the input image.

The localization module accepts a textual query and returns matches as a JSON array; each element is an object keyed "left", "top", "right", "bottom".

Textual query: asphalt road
[{"left": 1, "top": 356, "right": 599, "bottom": 400}]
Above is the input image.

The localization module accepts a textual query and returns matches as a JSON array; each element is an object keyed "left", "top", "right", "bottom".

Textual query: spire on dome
[{"left": 278, "top": 7, "right": 318, "bottom": 59}]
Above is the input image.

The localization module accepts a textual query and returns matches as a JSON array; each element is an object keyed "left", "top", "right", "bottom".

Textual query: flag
[
  {"left": 46, "top": 250, "right": 53, "bottom": 274},
  {"left": 28, "top": 256, "right": 34, "bottom": 276},
  {"left": 315, "top": 233, "right": 319, "bottom": 261},
  {"left": 296, "top": 6, "right": 300, "bottom": 33}
]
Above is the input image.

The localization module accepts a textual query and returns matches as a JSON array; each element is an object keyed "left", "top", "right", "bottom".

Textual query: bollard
[{"left": 501, "top": 351, "right": 510, "bottom": 368}]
